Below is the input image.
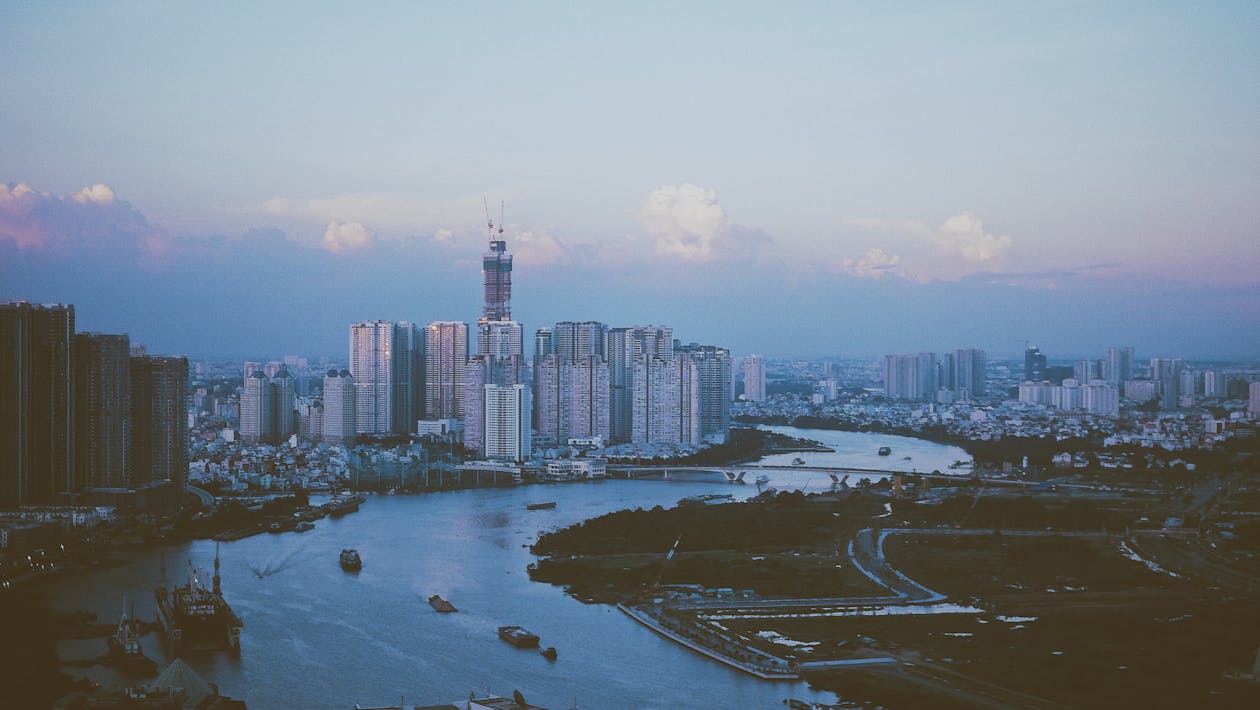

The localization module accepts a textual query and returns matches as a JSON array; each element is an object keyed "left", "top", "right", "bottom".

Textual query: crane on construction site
[{"left": 646, "top": 533, "right": 683, "bottom": 597}]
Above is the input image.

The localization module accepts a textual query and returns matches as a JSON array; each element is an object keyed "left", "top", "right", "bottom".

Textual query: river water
[{"left": 48, "top": 427, "right": 968, "bottom": 709}]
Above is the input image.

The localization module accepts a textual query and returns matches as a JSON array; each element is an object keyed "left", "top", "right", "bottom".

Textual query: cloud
[
  {"left": 841, "top": 247, "right": 902, "bottom": 279},
  {"left": 840, "top": 210, "right": 1013, "bottom": 282},
  {"left": 0, "top": 181, "right": 166, "bottom": 262},
  {"left": 933, "top": 211, "right": 1011, "bottom": 261},
  {"left": 512, "top": 227, "right": 571, "bottom": 267},
  {"left": 72, "top": 184, "right": 116, "bottom": 204},
  {"left": 322, "top": 221, "right": 374, "bottom": 254},
  {"left": 638, "top": 183, "right": 730, "bottom": 261}
]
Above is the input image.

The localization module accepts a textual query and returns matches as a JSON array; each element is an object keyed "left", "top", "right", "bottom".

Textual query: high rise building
[
  {"left": 1024, "top": 345, "right": 1047, "bottom": 382},
  {"left": 1249, "top": 382, "right": 1260, "bottom": 416},
  {"left": 553, "top": 321, "right": 606, "bottom": 360},
  {"left": 74, "top": 333, "right": 131, "bottom": 489},
  {"left": 534, "top": 353, "right": 610, "bottom": 447},
  {"left": 350, "top": 321, "right": 394, "bottom": 434},
  {"left": 271, "top": 367, "right": 296, "bottom": 440},
  {"left": 607, "top": 326, "right": 673, "bottom": 443},
  {"left": 884, "top": 353, "right": 938, "bottom": 401},
  {"left": 0, "top": 302, "right": 75, "bottom": 507},
  {"left": 393, "top": 321, "right": 423, "bottom": 433},
  {"left": 1074, "top": 359, "right": 1099, "bottom": 386},
  {"left": 477, "top": 320, "right": 523, "bottom": 358},
  {"left": 483, "top": 384, "right": 530, "bottom": 462},
  {"left": 425, "top": 321, "right": 468, "bottom": 419},
  {"left": 743, "top": 354, "right": 766, "bottom": 402},
  {"left": 1204, "top": 370, "right": 1229, "bottom": 399},
  {"left": 679, "top": 345, "right": 731, "bottom": 442},
  {"left": 1150, "top": 358, "right": 1184, "bottom": 410},
  {"left": 240, "top": 371, "right": 275, "bottom": 443},
  {"left": 1105, "top": 346, "right": 1134, "bottom": 386},
  {"left": 130, "top": 356, "right": 188, "bottom": 493},
  {"left": 322, "top": 369, "right": 356, "bottom": 445},
  {"left": 954, "top": 348, "right": 986, "bottom": 398},
  {"left": 482, "top": 234, "right": 513, "bottom": 322}
]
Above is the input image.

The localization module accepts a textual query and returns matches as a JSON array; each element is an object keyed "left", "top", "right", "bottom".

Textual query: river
[{"left": 47, "top": 427, "right": 969, "bottom": 709}]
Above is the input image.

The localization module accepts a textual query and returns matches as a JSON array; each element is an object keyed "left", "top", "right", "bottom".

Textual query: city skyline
[{"left": 2, "top": 4, "right": 1257, "bottom": 360}]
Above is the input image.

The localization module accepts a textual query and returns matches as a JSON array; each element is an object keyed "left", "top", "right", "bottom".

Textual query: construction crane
[{"left": 648, "top": 533, "right": 683, "bottom": 597}]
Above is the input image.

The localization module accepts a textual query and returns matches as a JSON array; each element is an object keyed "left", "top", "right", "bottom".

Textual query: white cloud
[
  {"left": 934, "top": 211, "right": 1011, "bottom": 261},
  {"left": 840, "top": 210, "right": 1013, "bottom": 282},
  {"left": 841, "top": 248, "right": 902, "bottom": 279},
  {"left": 72, "top": 183, "right": 115, "bottom": 204},
  {"left": 322, "top": 221, "right": 374, "bottom": 254},
  {"left": 513, "top": 228, "right": 571, "bottom": 267},
  {"left": 639, "top": 183, "right": 729, "bottom": 261}
]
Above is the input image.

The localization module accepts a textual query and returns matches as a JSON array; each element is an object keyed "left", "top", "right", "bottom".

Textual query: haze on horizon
[{"left": 2, "top": 2, "right": 1257, "bottom": 361}]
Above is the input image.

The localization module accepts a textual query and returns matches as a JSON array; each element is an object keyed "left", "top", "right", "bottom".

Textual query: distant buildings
[
  {"left": 1250, "top": 382, "right": 1260, "bottom": 416},
  {"left": 1024, "top": 345, "right": 1047, "bottom": 382},
  {"left": 743, "top": 354, "right": 766, "bottom": 402}
]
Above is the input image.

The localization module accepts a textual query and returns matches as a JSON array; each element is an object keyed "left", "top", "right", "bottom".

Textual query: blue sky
[{"left": 2, "top": 2, "right": 1257, "bottom": 360}]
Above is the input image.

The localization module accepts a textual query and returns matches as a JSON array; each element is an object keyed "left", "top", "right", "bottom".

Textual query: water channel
[{"left": 48, "top": 427, "right": 969, "bottom": 709}]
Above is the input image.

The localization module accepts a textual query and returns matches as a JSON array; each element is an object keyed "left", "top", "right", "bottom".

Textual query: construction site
[{"left": 529, "top": 464, "right": 1260, "bottom": 709}]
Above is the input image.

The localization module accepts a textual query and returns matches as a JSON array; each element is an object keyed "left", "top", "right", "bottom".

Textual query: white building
[
  {"left": 322, "top": 369, "right": 356, "bottom": 445},
  {"left": 350, "top": 320, "right": 394, "bottom": 434},
  {"left": 544, "top": 458, "right": 608, "bottom": 480},
  {"left": 743, "top": 354, "right": 766, "bottom": 402},
  {"left": 240, "top": 371, "right": 274, "bottom": 443},
  {"left": 483, "top": 384, "right": 531, "bottom": 462}
]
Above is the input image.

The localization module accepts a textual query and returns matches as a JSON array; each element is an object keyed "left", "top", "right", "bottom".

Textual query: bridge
[{"left": 607, "top": 464, "right": 1030, "bottom": 488}]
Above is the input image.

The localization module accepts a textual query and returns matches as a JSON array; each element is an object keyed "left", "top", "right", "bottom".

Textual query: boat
[
  {"left": 107, "top": 599, "right": 157, "bottom": 675},
  {"left": 878, "top": 446, "right": 892, "bottom": 456},
  {"left": 339, "top": 549, "right": 362, "bottom": 572},
  {"left": 526, "top": 501, "right": 557, "bottom": 510},
  {"left": 755, "top": 474, "right": 770, "bottom": 485},
  {"left": 540, "top": 646, "right": 557, "bottom": 660},
  {"left": 902, "top": 456, "right": 912, "bottom": 461},
  {"left": 294, "top": 521, "right": 314, "bottom": 532},
  {"left": 791, "top": 457, "right": 806, "bottom": 466},
  {"left": 327, "top": 494, "right": 362, "bottom": 518},
  {"left": 497, "top": 625, "right": 540, "bottom": 648},
  {"left": 154, "top": 545, "right": 243, "bottom": 655},
  {"left": 428, "top": 595, "right": 457, "bottom": 613}
]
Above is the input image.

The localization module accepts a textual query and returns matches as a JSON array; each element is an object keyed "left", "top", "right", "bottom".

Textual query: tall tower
[
  {"left": 321, "top": 369, "right": 357, "bottom": 445},
  {"left": 425, "top": 321, "right": 468, "bottom": 419},
  {"left": 130, "top": 355, "right": 188, "bottom": 494},
  {"left": 241, "top": 371, "right": 275, "bottom": 443},
  {"left": 74, "top": 333, "right": 131, "bottom": 489},
  {"left": 350, "top": 321, "right": 394, "bottom": 435},
  {"left": 482, "top": 210, "right": 513, "bottom": 323},
  {"left": 0, "top": 302, "right": 75, "bottom": 506},
  {"left": 743, "top": 354, "right": 766, "bottom": 402}
]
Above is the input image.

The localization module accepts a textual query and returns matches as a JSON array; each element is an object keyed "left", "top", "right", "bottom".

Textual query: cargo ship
[
  {"left": 326, "top": 494, "right": 363, "bottom": 518},
  {"left": 526, "top": 501, "right": 557, "bottom": 510},
  {"left": 498, "top": 625, "right": 540, "bottom": 648},
  {"left": 428, "top": 594, "right": 457, "bottom": 612},
  {"left": 155, "top": 545, "right": 242, "bottom": 655}
]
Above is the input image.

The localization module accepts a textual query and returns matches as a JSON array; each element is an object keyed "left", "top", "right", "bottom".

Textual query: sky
[{"left": 2, "top": 2, "right": 1257, "bottom": 361}]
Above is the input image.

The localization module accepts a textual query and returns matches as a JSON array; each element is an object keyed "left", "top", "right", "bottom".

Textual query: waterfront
[{"left": 46, "top": 428, "right": 968, "bottom": 708}]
